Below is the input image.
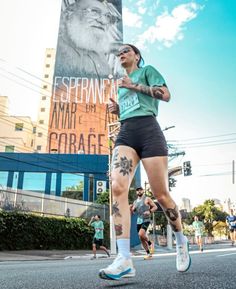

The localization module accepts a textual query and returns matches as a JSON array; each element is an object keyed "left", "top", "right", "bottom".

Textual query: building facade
[
  {"left": 0, "top": 153, "right": 108, "bottom": 201},
  {"left": 34, "top": 48, "right": 56, "bottom": 153},
  {"left": 0, "top": 96, "right": 36, "bottom": 153},
  {"left": 180, "top": 198, "right": 192, "bottom": 212}
]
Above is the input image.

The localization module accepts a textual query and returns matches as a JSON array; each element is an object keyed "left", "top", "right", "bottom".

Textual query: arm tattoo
[
  {"left": 112, "top": 201, "right": 122, "bottom": 217},
  {"left": 133, "top": 83, "right": 164, "bottom": 100}
]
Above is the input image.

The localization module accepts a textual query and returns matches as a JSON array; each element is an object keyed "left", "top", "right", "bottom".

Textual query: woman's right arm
[{"left": 108, "top": 98, "right": 120, "bottom": 115}]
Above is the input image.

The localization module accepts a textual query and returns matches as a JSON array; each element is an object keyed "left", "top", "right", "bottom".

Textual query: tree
[
  {"left": 95, "top": 187, "right": 137, "bottom": 205},
  {"left": 95, "top": 190, "right": 109, "bottom": 205},
  {"left": 62, "top": 181, "right": 84, "bottom": 200},
  {"left": 185, "top": 199, "right": 228, "bottom": 237}
]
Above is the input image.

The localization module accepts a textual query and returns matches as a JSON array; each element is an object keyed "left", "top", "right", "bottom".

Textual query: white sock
[
  {"left": 174, "top": 232, "right": 187, "bottom": 246},
  {"left": 117, "top": 239, "right": 131, "bottom": 259}
]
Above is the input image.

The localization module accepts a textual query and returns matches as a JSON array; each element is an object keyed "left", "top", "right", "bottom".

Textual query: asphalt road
[{"left": 0, "top": 249, "right": 236, "bottom": 289}]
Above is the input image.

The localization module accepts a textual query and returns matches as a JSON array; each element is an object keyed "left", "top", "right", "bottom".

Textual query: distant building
[
  {"left": 223, "top": 198, "right": 236, "bottom": 214},
  {"left": 180, "top": 198, "right": 192, "bottom": 212},
  {"left": 213, "top": 198, "right": 223, "bottom": 210},
  {"left": 0, "top": 95, "right": 36, "bottom": 153},
  {"left": 34, "top": 48, "right": 56, "bottom": 153}
]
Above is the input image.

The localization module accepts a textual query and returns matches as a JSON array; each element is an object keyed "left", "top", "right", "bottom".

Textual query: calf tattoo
[
  {"left": 112, "top": 201, "right": 122, "bottom": 218},
  {"left": 165, "top": 205, "right": 179, "bottom": 222},
  {"left": 164, "top": 205, "right": 180, "bottom": 232}
]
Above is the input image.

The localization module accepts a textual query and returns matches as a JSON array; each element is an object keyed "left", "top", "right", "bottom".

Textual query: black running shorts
[
  {"left": 93, "top": 238, "right": 103, "bottom": 247},
  {"left": 137, "top": 222, "right": 150, "bottom": 232},
  {"left": 115, "top": 116, "right": 168, "bottom": 158}
]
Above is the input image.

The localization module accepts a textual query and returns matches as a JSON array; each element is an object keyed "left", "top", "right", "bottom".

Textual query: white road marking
[{"left": 216, "top": 252, "right": 236, "bottom": 257}]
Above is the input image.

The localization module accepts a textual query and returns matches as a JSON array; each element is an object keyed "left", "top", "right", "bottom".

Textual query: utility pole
[{"left": 108, "top": 121, "right": 120, "bottom": 255}]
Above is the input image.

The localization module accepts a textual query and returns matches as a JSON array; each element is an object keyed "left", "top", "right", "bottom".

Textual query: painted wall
[{"left": 47, "top": 0, "right": 123, "bottom": 154}]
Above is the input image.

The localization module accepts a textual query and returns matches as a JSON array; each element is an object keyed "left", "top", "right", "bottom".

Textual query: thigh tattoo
[{"left": 112, "top": 148, "right": 133, "bottom": 176}]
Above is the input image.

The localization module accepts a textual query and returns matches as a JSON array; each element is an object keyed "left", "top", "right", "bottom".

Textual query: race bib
[{"left": 119, "top": 91, "right": 140, "bottom": 116}]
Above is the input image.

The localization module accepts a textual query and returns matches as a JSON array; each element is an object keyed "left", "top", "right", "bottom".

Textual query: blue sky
[{"left": 0, "top": 0, "right": 235, "bottom": 207}]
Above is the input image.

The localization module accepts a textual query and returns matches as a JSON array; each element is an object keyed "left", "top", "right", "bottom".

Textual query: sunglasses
[{"left": 117, "top": 48, "right": 132, "bottom": 57}]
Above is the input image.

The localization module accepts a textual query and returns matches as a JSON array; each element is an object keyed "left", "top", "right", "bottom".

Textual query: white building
[
  {"left": 0, "top": 95, "right": 36, "bottom": 153},
  {"left": 223, "top": 198, "right": 236, "bottom": 214},
  {"left": 34, "top": 48, "right": 56, "bottom": 153},
  {"left": 180, "top": 198, "right": 192, "bottom": 212}
]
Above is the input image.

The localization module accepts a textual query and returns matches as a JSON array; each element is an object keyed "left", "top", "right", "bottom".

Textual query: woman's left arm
[{"left": 119, "top": 75, "right": 171, "bottom": 102}]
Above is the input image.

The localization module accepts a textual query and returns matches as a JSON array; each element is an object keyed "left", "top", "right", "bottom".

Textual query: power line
[
  {"left": 174, "top": 140, "right": 236, "bottom": 149},
  {"left": 0, "top": 114, "right": 114, "bottom": 153},
  {"left": 0, "top": 60, "right": 115, "bottom": 124},
  {"left": 169, "top": 132, "right": 236, "bottom": 142}
]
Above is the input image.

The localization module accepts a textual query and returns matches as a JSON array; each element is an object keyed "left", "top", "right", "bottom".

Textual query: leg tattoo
[
  {"left": 112, "top": 201, "right": 122, "bottom": 218},
  {"left": 164, "top": 205, "right": 180, "bottom": 232},
  {"left": 165, "top": 205, "right": 179, "bottom": 222},
  {"left": 114, "top": 156, "right": 133, "bottom": 176},
  {"left": 115, "top": 224, "right": 123, "bottom": 236}
]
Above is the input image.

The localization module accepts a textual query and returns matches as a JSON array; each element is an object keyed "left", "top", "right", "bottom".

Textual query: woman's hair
[{"left": 124, "top": 44, "right": 145, "bottom": 67}]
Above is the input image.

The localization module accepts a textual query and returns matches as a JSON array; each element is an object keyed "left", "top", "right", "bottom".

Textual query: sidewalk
[{"left": 0, "top": 241, "right": 234, "bottom": 262}]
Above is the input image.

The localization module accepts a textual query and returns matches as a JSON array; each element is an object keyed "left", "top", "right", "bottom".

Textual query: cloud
[
  {"left": 136, "top": 2, "right": 203, "bottom": 49},
  {"left": 122, "top": 7, "right": 142, "bottom": 28},
  {"left": 136, "top": 0, "right": 146, "bottom": 14}
]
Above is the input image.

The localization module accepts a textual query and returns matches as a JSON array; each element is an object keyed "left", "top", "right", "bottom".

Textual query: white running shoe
[
  {"left": 176, "top": 238, "right": 191, "bottom": 272},
  {"left": 99, "top": 254, "right": 136, "bottom": 280}
]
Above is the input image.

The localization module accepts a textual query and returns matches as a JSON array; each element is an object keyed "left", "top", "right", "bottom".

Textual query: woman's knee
[
  {"left": 112, "top": 181, "right": 128, "bottom": 198},
  {"left": 155, "top": 190, "right": 171, "bottom": 205}
]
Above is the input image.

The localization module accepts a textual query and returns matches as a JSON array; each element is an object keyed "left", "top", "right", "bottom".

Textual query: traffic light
[
  {"left": 169, "top": 177, "right": 177, "bottom": 190},
  {"left": 183, "top": 161, "right": 192, "bottom": 176}
]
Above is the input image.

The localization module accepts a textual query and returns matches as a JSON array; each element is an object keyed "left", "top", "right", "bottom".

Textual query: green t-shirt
[
  {"left": 91, "top": 220, "right": 104, "bottom": 239},
  {"left": 118, "top": 65, "right": 166, "bottom": 121},
  {"left": 192, "top": 220, "right": 204, "bottom": 235}
]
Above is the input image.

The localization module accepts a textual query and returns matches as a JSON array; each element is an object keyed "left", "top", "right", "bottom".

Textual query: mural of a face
[{"left": 65, "top": 0, "right": 113, "bottom": 53}]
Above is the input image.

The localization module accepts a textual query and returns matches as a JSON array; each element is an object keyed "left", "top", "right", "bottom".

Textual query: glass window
[
  {"left": 43, "top": 85, "right": 47, "bottom": 89},
  {"left": 46, "top": 54, "right": 51, "bottom": 58},
  {"left": 46, "top": 64, "right": 50, "bottom": 68},
  {"left": 61, "top": 173, "right": 84, "bottom": 200},
  {"left": 40, "top": 108, "right": 45, "bottom": 112},
  {"left": 15, "top": 123, "right": 23, "bottom": 131},
  {"left": 37, "top": 145, "right": 42, "bottom": 151},
  {"left": 33, "top": 127, "right": 36, "bottom": 134},
  {"left": 50, "top": 173, "right": 57, "bottom": 195},
  {"left": 5, "top": 146, "right": 14, "bottom": 152},
  {"left": 42, "top": 96, "right": 46, "bottom": 100},
  {"left": 38, "top": 132, "right": 43, "bottom": 137},
  {"left": 89, "top": 174, "right": 94, "bottom": 202},
  {"left": 44, "top": 74, "right": 49, "bottom": 78},
  {"left": 39, "top": 120, "right": 44, "bottom": 124},
  {"left": 12, "top": 172, "right": 19, "bottom": 189},
  {"left": 0, "top": 171, "right": 8, "bottom": 187},
  {"left": 22, "top": 172, "right": 46, "bottom": 193}
]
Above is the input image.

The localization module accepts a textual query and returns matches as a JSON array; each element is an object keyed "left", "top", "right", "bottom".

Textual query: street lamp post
[{"left": 108, "top": 122, "right": 120, "bottom": 255}]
